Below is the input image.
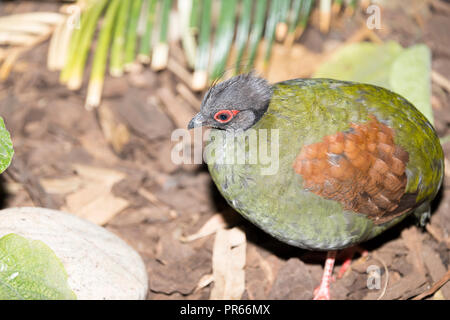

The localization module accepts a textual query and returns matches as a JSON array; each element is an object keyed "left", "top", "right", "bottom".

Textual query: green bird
[{"left": 187, "top": 73, "right": 444, "bottom": 300}]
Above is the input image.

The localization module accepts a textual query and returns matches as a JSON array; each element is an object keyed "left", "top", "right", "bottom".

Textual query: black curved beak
[{"left": 188, "top": 112, "right": 205, "bottom": 129}]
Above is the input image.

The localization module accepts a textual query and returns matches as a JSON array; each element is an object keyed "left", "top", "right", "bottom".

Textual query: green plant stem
[
  {"left": 60, "top": 6, "right": 83, "bottom": 83},
  {"left": 288, "top": 0, "right": 303, "bottom": 34},
  {"left": 245, "top": 0, "right": 267, "bottom": 71},
  {"left": 86, "top": 0, "right": 120, "bottom": 109},
  {"left": 110, "top": 0, "right": 131, "bottom": 76},
  {"left": 124, "top": 0, "right": 143, "bottom": 69},
  {"left": 192, "top": 0, "right": 212, "bottom": 90},
  {"left": 275, "top": 0, "right": 291, "bottom": 41},
  {"left": 62, "top": 0, "right": 108, "bottom": 89},
  {"left": 151, "top": 0, "right": 172, "bottom": 70},
  {"left": 189, "top": 0, "right": 200, "bottom": 32},
  {"left": 294, "top": 0, "right": 313, "bottom": 39},
  {"left": 285, "top": 0, "right": 303, "bottom": 46},
  {"left": 210, "top": 0, "right": 237, "bottom": 80},
  {"left": 159, "top": 0, "right": 172, "bottom": 45},
  {"left": 179, "top": 0, "right": 197, "bottom": 68},
  {"left": 299, "top": 0, "right": 314, "bottom": 28},
  {"left": 138, "top": 0, "right": 157, "bottom": 63},
  {"left": 263, "top": 0, "right": 283, "bottom": 67},
  {"left": 234, "top": 0, "right": 252, "bottom": 74}
]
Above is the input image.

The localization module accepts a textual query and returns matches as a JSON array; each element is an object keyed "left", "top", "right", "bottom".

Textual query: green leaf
[
  {"left": 0, "top": 117, "right": 13, "bottom": 174},
  {"left": 0, "top": 233, "right": 76, "bottom": 300},
  {"left": 390, "top": 45, "right": 433, "bottom": 125},
  {"left": 313, "top": 41, "right": 434, "bottom": 125},
  {"left": 313, "top": 41, "right": 404, "bottom": 87}
]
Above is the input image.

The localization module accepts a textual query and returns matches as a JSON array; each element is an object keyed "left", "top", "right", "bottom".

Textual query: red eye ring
[{"left": 214, "top": 110, "right": 240, "bottom": 123}]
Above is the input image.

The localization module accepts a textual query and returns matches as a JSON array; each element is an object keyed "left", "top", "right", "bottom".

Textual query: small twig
[
  {"left": 440, "top": 135, "right": 450, "bottom": 145},
  {"left": 432, "top": 70, "right": 450, "bottom": 93},
  {"left": 372, "top": 253, "right": 389, "bottom": 300},
  {"left": 137, "top": 187, "right": 165, "bottom": 207},
  {"left": 425, "top": 224, "right": 444, "bottom": 243},
  {"left": 412, "top": 270, "right": 450, "bottom": 300},
  {"left": 167, "top": 57, "right": 193, "bottom": 88},
  {"left": 445, "top": 158, "right": 450, "bottom": 179},
  {"left": 176, "top": 83, "right": 201, "bottom": 111},
  {"left": 157, "top": 86, "right": 195, "bottom": 129},
  {"left": 5, "top": 158, "right": 57, "bottom": 209},
  {"left": 138, "top": 187, "right": 177, "bottom": 219},
  {"left": 429, "top": 0, "right": 450, "bottom": 14}
]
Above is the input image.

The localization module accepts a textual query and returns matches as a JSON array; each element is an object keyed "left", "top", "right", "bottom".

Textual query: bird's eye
[{"left": 214, "top": 110, "right": 240, "bottom": 123}]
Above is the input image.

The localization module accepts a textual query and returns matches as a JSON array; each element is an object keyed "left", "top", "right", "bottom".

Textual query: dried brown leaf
[
  {"left": 62, "top": 165, "right": 129, "bottom": 225},
  {"left": 401, "top": 227, "right": 426, "bottom": 276},
  {"left": 180, "top": 213, "right": 229, "bottom": 242},
  {"left": 210, "top": 227, "right": 246, "bottom": 300}
]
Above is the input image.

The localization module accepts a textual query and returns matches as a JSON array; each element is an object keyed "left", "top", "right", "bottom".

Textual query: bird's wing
[{"left": 292, "top": 115, "right": 419, "bottom": 225}]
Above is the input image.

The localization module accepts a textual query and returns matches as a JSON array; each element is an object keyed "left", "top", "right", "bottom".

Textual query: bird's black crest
[{"left": 202, "top": 73, "right": 273, "bottom": 112}]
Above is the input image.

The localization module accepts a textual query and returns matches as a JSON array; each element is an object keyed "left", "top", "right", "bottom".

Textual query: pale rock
[{"left": 0, "top": 207, "right": 148, "bottom": 300}]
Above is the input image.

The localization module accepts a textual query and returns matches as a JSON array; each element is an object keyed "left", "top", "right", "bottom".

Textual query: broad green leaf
[
  {"left": 390, "top": 45, "right": 433, "bottom": 125},
  {"left": 0, "top": 117, "right": 13, "bottom": 173},
  {"left": 0, "top": 233, "right": 76, "bottom": 300},
  {"left": 313, "top": 41, "right": 434, "bottom": 124},
  {"left": 313, "top": 41, "right": 403, "bottom": 87}
]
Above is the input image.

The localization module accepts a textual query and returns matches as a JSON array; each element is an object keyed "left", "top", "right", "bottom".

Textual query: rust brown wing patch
[{"left": 293, "top": 116, "right": 412, "bottom": 224}]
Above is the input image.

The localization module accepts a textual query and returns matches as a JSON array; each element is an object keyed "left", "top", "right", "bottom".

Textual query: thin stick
[
  {"left": 372, "top": 253, "right": 389, "bottom": 300},
  {"left": 432, "top": 70, "right": 450, "bottom": 93},
  {"left": 167, "top": 57, "right": 193, "bottom": 87},
  {"left": 412, "top": 270, "right": 450, "bottom": 300},
  {"left": 176, "top": 83, "right": 201, "bottom": 111},
  {"left": 0, "top": 32, "right": 36, "bottom": 46},
  {"left": 0, "top": 12, "right": 65, "bottom": 25},
  {"left": 439, "top": 134, "right": 450, "bottom": 146},
  {"left": 0, "top": 21, "right": 52, "bottom": 34}
]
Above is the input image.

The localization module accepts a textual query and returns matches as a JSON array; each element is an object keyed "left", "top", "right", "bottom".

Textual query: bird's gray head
[{"left": 188, "top": 73, "right": 273, "bottom": 131}]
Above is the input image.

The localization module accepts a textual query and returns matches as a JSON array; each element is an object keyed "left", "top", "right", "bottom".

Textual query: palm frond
[{"left": 1, "top": 0, "right": 368, "bottom": 107}]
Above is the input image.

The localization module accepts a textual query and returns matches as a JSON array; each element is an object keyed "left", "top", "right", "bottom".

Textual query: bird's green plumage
[{"left": 207, "top": 79, "right": 444, "bottom": 250}]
